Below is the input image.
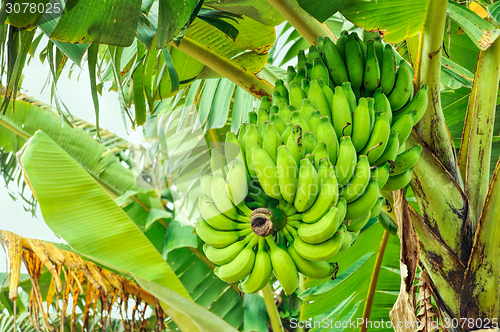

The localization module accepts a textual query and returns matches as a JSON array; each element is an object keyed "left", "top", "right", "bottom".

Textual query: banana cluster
[{"left": 195, "top": 31, "right": 427, "bottom": 296}]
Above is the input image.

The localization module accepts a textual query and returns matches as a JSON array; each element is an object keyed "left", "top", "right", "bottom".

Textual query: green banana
[
  {"left": 346, "top": 211, "right": 370, "bottom": 232},
  {"left": 339, "top": 226, "right": 357, "bottom": 250},
  {"left": 311, "top": 58, "right": 330, "bottom": 85},
  {"left": 288, "top": 225, "right": 343, "bottom": 261},
  {"left": 388, "top": 60, "right": 414, "bottom": 111},
  {"left": 342, "top": 81, "right": 357, "bottom": 114},
  {"left": 308, "top": 110, "right": 321, "bottom": 137},
  {"left": 298, "top": 205, "right": 343, "bottom": 244},
  {"left": 372, "top": 162, "right": 391, "bottom": 189},
  {"left": 363, "top": 40, "right": 381, "bottom": 95},
  {"left": 257, "top": 107, "right": 270, "bottom": 130},
  {"left": 278, "top": 102, "right": 293, "bottom": 124},
  {"left": 323, "top": 37, "right": 349, "bottom": 86},
  {"left": 225, "top": 131, "right": 246, "bottom": 164},
  {"left": 281, "top": 122, "right": 293, "bottom": 145},
  {"left": 204, "top": 233, "right": 255, "bottom": 265},
  {"left": 296, "top": 50, "right": 306, "bottom": 71},
  {"left": 331, "top": 86, "right": 353, "bottom": 138},
  {"left": 290, "top": 80, "right": 307, "bottom": 110},
  {"left": 200, "top": 194, "right": 250, "bottom": 230},
  {"left": 302, "top": 170, "right": 339, "bottom": 223},
  {"left": 367, "top": 97, "right": 375, "bottom": 131},
  {"left": 316, "top": 116, "right": 339, "bottom": 164},
  {"left": 353, "top": 33, "right": 367, "bottom": 60},
  {"left": 382, "top": 167, "right": 413, "bottom": 191},
  {"left": 392, "top": 145, "right": 422, "bottom": 176},
  {"left": 211, "top": 148, "right": 227, "bottom": 177},
  {"left": 335, "top": 136, "right": 357, "bottom": 186},
  {"left": 269, "top": 105, "right": 278, "bottom": 115},
  {"left": 274, "top": 79, "right": 289, "bottom": 102},
  {"left": 272, "top": 91, "right": 287, "bottom": 106},
  {"left": 260, "top": 120, "right": 269, "bottom": 138},
  {"left": 212, "top": 172, "right": 247, "bottom": 221},
  {"left": 335, "top": 30, "right": 349, "bottom": 61},
  {"left": 373, "top": 36, "right": 384, "bottom": 69},
  {"left": 312, "top": 141, "right": 329, "bottom": 166},
  {"left": 291, "top": 110, "right": 311, "bottom": 132},
  {"left": 341, "top": 155, "right": 371, "bottom": 203},
  {"left": 308, "top": 79, "right": 331, "bottom": 121},
  {"left": 372, "top": 87, "right": 392, "bottom": 125},
  {"left": 238, "top": 237, "right": 272, "bottom": 294},
  {"left": 303, "top": 131, "right": 318, "bottom": 155},
  {"left": 195, "top": 220, "right": 251, "bottom": 248},
  {"left": 249, "top": 111, "right": 258, "bottom": 124},
  {"left": 306, "top": 63, "right": 313, "bottom": 81},
  {"left": 360, "top": 112, "right": 391, "bottom": 163},
  {"left": 345, "top": 177, "right": 379, "bottom": 220},
  {"left": 250, "top": 144, "right": 282, "bottom": 200},
  {"left": 276, "top": 145, "right": 298, "bottom": 204},
  {"left": 259, "top": 96, "right": 271, "bottom": 112},
  {"left": 262, "top": 122, "right": 281, "bottom": 163},
  {"left": 351, "top": 97, "right": 371, "bottom": 152},
  {"left": 317, "top": 157, "right": 333, "bottom": 187},
  {"left": 238, "top": 123, "right": 248, "bottom": 146},
  {"left": 243, "top": 124, "right": 262, "bottom": 177},
  {"left": 372, "top": 131, "right": 399, "bottom": 167},
  {"left": 286, "top": 125, "right": 305, "bottom": 166},
  {"left": 301, "top": 77, "right": 310, "bottom": 95},
  {"left": 294, "top": 158, "right": 320, "bottom": 212},
  {"left": 345, "top": 34, "right": 364, "bottom": 94},
  {"left": 226, "top": 159, "right": 252, "bottom": 216},
  {"left": 369, "top": 196, "right": 385, "bottom": 219},
  {"left": 299, "top": 98, "right": 315, "bottom": 122},
  {"left": 270, "top": 113, "right": 286, "bottom": 136},
  {"left": 392, "top": 84, "right": 428, "bottom": 125},
  {"left": 266, "top": 235, "right": 299, "bottom": 295},
  {"left": 287, "top": 66, "right": 297, "bottom": 88},
  {"left": 391, "top": 109, "right": 416, "bottom": 145},
  {"left": 307, "top": 45, "right": 322, "bottom": 63},
  {"left": 295, "top": 68, "right": 306, "bottom": 84},
  {"left": 317, "top": 78, "right": 334, "bottom": 111},
  {"left": 215, "top": 236, "right": 258, "bottom": 282},
  {"left": 284, "top": 232, "right": 335, "bottom": 279},
  {"left": 380, "top": 43, "right": 397, "bottom": 94},
  {"left": 200, "top": 174, "right": 213, "bottom": 199}
]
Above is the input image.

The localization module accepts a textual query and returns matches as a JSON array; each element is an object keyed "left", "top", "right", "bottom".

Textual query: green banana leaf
[
  {"left": 341, "top": 0, "right": 427, "bottom": 43},
  {"left": 18, "top": 130, "right": 223, "bottom": 331},
  {"left": 300, "top": 222, "right": 400, "bottom": 331},
  {"left": 134, "top": 274, "right": 239, "bottom": 332}
]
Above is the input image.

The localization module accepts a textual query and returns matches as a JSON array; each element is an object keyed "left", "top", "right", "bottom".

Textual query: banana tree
[{"left": 2, "top": 0, "right": 500, "bottom": 331}]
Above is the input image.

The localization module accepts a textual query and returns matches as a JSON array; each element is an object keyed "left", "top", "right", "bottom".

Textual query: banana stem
[
  {"left": 360, "top": 230, "right": 390, "bottom": 332},
  {"left": 170, "top": 38, "right": 274, "bottom": 100},
  {"left": 262, "top": 284, "right": 285, "bottom": 332},
  {"left": 265, "top": 0, "right": 336, "bottom": 45},
  {"left": 458, "top": 36, "right": 500, "bottom": 227},
  {"left": 414, "top": 0, "right": 462, "bottom": 185}
]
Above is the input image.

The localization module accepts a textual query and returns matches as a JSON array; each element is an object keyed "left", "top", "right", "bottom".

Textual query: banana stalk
[
  {"left": 265, "top": 0, "right": 336, "bottom": 45},
  {"left": 458, "top": 37, "right": 500, "bottom": 229},
  {"left": 414, "top": 0, "right": 463, "bottom": 186},
  {"left": 460, "top": 159, "right": 500, "bottom": 319},
  {"left": 407, "top": 132, "right": 468, "bottom": 261},
  {"left": 170, "top": 37, "right": 274, "bottom": 100}
]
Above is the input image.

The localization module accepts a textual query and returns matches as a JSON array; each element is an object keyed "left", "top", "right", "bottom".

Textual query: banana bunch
[{"left": 195, "top": 31, "right": 427, "bottom": 296}]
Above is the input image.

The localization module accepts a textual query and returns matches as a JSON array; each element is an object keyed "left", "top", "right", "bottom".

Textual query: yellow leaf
[{"left": 469, "top": 2, "right": 488, "bottom": 19}]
